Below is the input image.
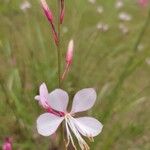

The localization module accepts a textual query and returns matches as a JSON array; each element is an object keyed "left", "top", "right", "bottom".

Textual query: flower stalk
[
  {"left": 37, "top": 1, "right": 103, "bottom": 149},
  {"left": 56, "top": 1, "right": 66, "bottom": 149},
  {"left": 57, "top": 0, "right": 62, "bottom": 88}
]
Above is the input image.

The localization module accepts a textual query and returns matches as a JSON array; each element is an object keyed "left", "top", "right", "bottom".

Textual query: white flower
[
  {"left": 20, "top": 1, "right": 31, "bottom": 12},
  {"left": 4, "top": 0, "right": 10, "bottom": 3},
  {"left": 97, "top": 22, "right": 109, "bottom": 32},
  {"left": 97, "top": 6, "right": 104, "bottom": 14},
  {"left": 88, "top": 0, "right": 96, "bottom": 4},
  {"left": 145, "top": 57, "right": 150, "bottom": 65},
  {"left": 119, "top": 23, "right": 129, "bottom": 34},
  {"left": 36, "top": 87, "right": 103, "bottom": 149},
  {"left": 115, "top": 0, "right": 124, "bottom": 9},
  {"left": 137, "top": 44, "right": 144, "bottom": 52},
  {"left": 119, "top": 12, "right": 132, "bottom": 21},
  {"left": 62, "top": 26, "right": 68, "bottom": 33}
]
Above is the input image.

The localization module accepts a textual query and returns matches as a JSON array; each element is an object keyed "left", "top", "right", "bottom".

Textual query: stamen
[
  {"left": 65, "top": 117, "right": 77, "bottom": 150},
  {"left": 66, "top": 115, "right": 90, "bottom": 150},
  {"left": 65, "top": 119, "right": 71, "bottom": 147},
  {"left": 88, "top": 135, "right": 94, "bottom": 142}
]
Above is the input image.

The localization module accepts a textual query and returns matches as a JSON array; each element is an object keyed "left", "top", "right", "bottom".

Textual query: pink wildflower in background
[
  {"left": 36, "top": 88, "right": 103, "bottom": 149},
  {"left": 138, "top": 0, "right": 149, "bottom": 7},
  {"left": 2, "top": 138, "right": 12, "bottom": 150}
]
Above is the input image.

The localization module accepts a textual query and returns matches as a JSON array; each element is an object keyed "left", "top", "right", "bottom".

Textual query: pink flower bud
[
  {"left": 66, "top": 39, "right": 74, "bottom": 65},
  {"left": 60, "top": 0, "right": 65, "bottom": 24},
  {"left": 41, "top": 0, "right": 53, "bottom": 23},
  {"left": 2, "top": 138, "right": 12, "bottom": 150},
  {"left": 40, "top": 0, "right": 58, "bottom": 46},
  {"left": 61, "top": 40, "right": 74, "bottom": 80}
]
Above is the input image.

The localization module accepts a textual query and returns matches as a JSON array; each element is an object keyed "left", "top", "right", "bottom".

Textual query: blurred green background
[{"left": 0, "top": 0, "right": 150, "bottom": 149}]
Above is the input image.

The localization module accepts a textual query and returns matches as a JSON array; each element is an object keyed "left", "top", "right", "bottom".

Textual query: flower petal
[
  {"left": 37, "top": 83, "right": 50, "bottom": 108},
  {"left": 73, "top": 117, "right": 103, "bottom": 137},
  {"left": 35, "top": 95, "right": 40, "bottom": 101},
  {"left": 47, "top": 89, "right": 69, "bottom": 112},
  {"left": 71, "top": 88, "right": 97, "bottom": 113},
  {"left": 37, "top": 113, "right": 64, "bottom": 136},
  {"left": 40, "top": 83, "right": 48, "bottom": 101}
]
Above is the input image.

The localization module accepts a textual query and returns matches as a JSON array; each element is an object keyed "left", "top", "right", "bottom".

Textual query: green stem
[
  {"left": 57, "top": 0, "right": 61, "bottom": 88},
  {"left": 57, "top": 40, "right": 61, "bottom": 88},
  {"left": 57, "top": 1, "right": 65, "bottom": 150}
]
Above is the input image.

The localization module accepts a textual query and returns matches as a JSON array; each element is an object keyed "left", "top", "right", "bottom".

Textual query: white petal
[
  {"left": 73, "top": 117, "right": 103, "bottom": 137},
  {"left": 38, "top": 83, "right": 50, "bottom": 108},
  {"left": 35, "top": 95, "right": 40, "bottom": 101},
  {"left": 40, "top": 83, "right": 48, "bottom": 101},
  {"left": 71, "top": 88, "right": 97, "bottom": 113},
  {"left": 37, "top": 113, "right": 64, "bottom": 136},
  {"left": 47, "top": 89, "right": 69, "bottom": 112}
]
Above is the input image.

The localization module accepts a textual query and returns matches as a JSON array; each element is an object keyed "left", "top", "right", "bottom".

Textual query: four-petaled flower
[{"left": 35, "top": 83, "right": 103, "bottom": 150}]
